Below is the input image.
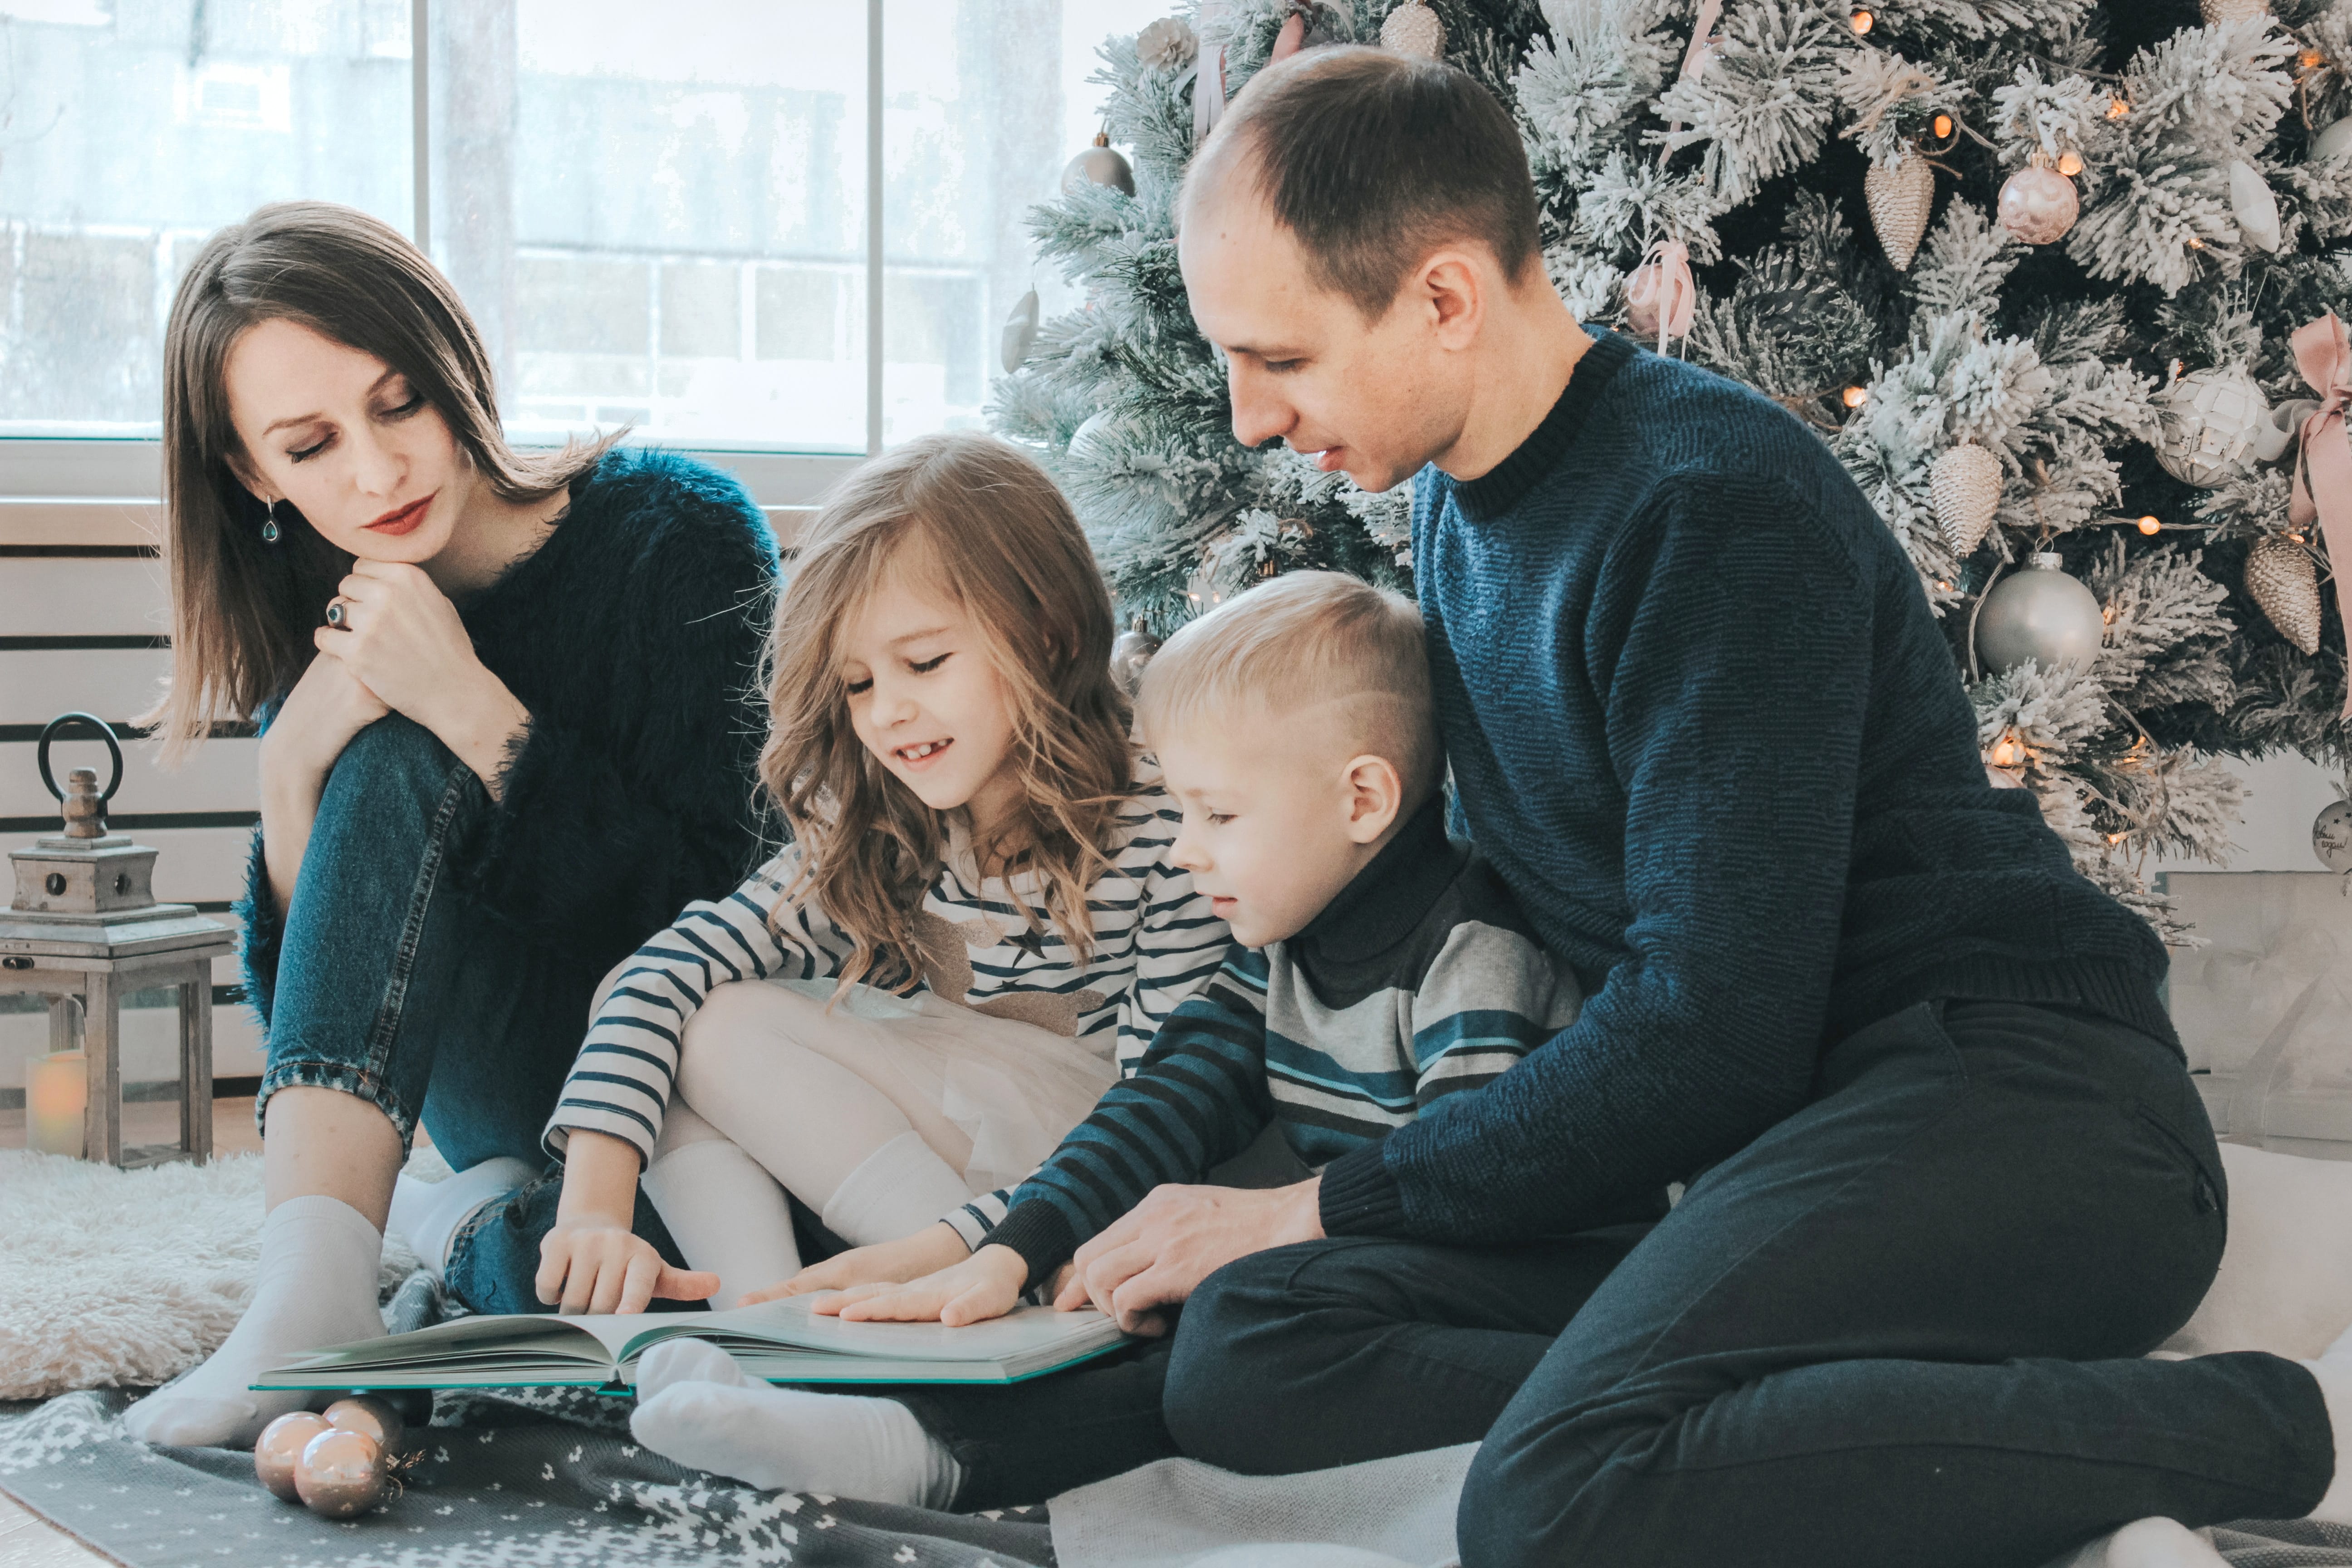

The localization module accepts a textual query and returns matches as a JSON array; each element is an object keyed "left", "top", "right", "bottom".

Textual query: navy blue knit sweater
[
  {"left": 1315, "top": 328, "right": 2176, "bottom": 1246},
  {"left": 238, "top": 448, "right": 779, "bottom": 1018}
]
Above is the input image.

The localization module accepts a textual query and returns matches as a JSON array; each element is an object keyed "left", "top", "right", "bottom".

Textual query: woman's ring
[{"left": 325, "top": 599, "right": 347, "bottom": 628}]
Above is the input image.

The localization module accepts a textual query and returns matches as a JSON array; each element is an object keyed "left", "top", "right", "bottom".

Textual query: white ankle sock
[
  {"left": 387, "top": 1156, "right": 537, "bottom": 1282},
  {"left": 628, "top": 1338, "right": 962, "bottom": 1506},
  {"left": 121, "top": 1194, "right": 384, "bottom": 1450},
  {"left": 2041, "top": 1517, "right": 2227, "bottom": 1568},
  {"left": 819, "top": 1131, "right": 973, "bottom": 1249},
  {"left": 640, "top": 1138, "right": 801, "bottom": 1309},
  {"left": 2297, "top": 1321, "right": 2352, "bottom": 1522}
]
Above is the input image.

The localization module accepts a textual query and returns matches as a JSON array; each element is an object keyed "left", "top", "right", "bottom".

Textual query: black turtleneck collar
[
  {"left": 1290, "top": 794, "right": 1464, "bottom": 969},
  {"left": 1450, "top": 327, "right": 1635, "bottom": 523}
]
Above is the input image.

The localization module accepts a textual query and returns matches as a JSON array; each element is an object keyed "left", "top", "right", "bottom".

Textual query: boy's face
[{"left": 1153, "top": 706, "right": 1400, "bottom": 949}]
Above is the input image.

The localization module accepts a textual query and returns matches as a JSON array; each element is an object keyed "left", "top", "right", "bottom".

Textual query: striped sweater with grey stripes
[
  {"left": 985, "top": 796, "right": 1582, "bottom": 1283},
  {"left": 543, "top": 769, "right": 1229, "bottom": 1247}
]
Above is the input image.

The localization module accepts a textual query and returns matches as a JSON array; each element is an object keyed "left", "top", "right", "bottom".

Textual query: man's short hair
[
  {"left": 1182, "top": 45, "right": 1542, "bottom": 321},
  {"left": 1137, "top": 569, "right": 1441, "bottom": 798}
]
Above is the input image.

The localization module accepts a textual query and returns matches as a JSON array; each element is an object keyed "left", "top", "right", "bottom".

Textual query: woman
[{"left": 123, "top": 201, "right": 779, "bottom": 1449}]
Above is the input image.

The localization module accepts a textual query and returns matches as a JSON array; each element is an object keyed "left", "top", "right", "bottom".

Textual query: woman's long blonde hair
[{"left": 764, "top": 432, "right": 1134, "bottom": 992}]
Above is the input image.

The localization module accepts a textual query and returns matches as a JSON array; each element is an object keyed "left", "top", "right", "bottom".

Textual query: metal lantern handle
[{"left": 37, "top": 712, "right": 124, "bottom": 805}]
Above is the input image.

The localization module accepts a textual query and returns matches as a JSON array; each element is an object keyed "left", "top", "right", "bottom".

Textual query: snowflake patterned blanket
[{"left": 0, "top": 1387, "right": 1052, "bottom": 1568}]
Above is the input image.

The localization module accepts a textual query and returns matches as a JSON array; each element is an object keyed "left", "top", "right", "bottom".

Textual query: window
[{"left": 0, "top": 0, "right": 1174, "bottom": 457}]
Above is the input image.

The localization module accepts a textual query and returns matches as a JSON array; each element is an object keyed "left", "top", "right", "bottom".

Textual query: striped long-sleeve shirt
[
  {"left": 544, "top": 769, "right": 1229, "bottom": 1245},
  {"left": 985, "top": 797, "right": 1588, "bottom": 1284}
]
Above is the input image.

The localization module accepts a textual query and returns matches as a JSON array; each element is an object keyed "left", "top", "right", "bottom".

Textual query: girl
[
  {"left": 535, "top": 432, "right": 1227, "bottom": 1331},
  {"left": 123, "top": 201, "right": 778, "bottom": 1450}
]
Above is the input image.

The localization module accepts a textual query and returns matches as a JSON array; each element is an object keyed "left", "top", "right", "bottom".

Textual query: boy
[{"left": 627, "top": 569, "right": 1637, "bottom": 1505}]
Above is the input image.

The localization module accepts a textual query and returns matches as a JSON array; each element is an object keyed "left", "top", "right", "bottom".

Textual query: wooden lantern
[{"left": 1, "top": 714, "right": 235, "bottom": 1166}]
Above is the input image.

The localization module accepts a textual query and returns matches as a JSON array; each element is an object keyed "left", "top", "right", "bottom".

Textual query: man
[{"left": 1041, "top": 44, "right": 2350, "bottom": 1568}]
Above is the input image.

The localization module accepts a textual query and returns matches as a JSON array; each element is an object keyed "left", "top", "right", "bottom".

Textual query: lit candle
[{"left": 27, "top": 1050, "right": 86, "bottom": 1157}]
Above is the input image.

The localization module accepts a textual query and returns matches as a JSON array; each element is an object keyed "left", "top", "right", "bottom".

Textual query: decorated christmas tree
[{"left": 990, "top": 0, "right": 2352, "bottom": 935}]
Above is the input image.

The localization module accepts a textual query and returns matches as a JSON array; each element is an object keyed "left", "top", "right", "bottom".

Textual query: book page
[{"left": 618, "top": 1297, "right": 1121, "bottom": 1364}]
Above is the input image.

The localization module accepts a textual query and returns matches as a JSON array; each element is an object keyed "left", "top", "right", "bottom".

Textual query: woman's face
[{"left": 222, "top": 317, "right": 477, "bottom": 564}]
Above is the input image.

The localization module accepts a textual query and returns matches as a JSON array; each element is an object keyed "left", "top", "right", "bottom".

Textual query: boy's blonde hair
[
  {"left": 761, "top": 432, "right": 1133, "bottom": 993},
  {"left": 1137, "top": 570, "right": 1439, "bottom": 797}
]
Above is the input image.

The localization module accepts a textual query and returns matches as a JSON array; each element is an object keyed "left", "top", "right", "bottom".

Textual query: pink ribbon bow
[
  {"left": 1624, "top": 239, "right": 1696, "bottom": 353},
  {"left": 2288, "top": 311, "right": 2352, "bottom": 717}
]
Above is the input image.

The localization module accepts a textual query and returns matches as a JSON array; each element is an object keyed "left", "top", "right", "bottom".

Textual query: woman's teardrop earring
[{"left": 260, "top": 499, "right": 284, "bottom": 545}]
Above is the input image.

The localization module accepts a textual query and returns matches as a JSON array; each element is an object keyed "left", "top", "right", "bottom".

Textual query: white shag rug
[{"left": 0, "top": 1148, "right": 427, "bottom": 1401}]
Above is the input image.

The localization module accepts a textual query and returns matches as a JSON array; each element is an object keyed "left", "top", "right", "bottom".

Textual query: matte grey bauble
[
  {"left": 2316, "top": 799, "right": 2352, "bottom": 874},
  {"left": 1063, "top": 133, "right": 1136, "bottom": 197},
  {"left": 1975, "top": 553, "right": 2105, "bottom": 675},
  {"left": 1000, "top": 289, "right": 1040, "bottom": 374}
]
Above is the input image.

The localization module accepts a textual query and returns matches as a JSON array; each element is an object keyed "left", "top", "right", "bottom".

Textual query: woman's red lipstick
[{"left": 366, "top": 495, "right": 434, "bottom": 536}]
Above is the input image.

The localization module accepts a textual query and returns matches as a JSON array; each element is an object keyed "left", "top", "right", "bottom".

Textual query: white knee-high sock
[
  {"left": 122, "top": 1195, "right": 385, "bottom": 1450},
  {"left": 629, "top": 1339, "right": 962, "bottom": 1506},
  {"left": 818, "top": 1131, "right": 974, "bottom": 1248},
  {"left": 387, "top": 1156, "right": 538, "bottom": 1283},
  {"left": 640, "top": 1138, "right": 802, "bottom": 1309},
  {"left": 2297, "top": 1321, "right": 2352, "bottom": 1523}
]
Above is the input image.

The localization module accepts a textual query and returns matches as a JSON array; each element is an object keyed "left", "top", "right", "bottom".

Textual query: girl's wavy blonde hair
[{"left": 762, "top": 431, "right": 1134, "bottom": 993}]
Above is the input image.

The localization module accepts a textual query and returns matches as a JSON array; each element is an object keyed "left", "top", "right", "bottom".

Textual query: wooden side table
[{"left": 2, "top": 715, "right": 235, "bottom": 1166}]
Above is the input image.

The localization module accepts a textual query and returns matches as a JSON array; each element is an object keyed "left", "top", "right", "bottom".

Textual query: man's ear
[
  {"left": 1340, "top": 753, "right": 1405, "bottom": 846},
  {"left": 1420, "top": 250, "right": 1485, "bottom": 351}
]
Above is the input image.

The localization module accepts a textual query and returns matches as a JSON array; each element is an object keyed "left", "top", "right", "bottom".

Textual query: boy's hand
[
  {"left": 812, "top": 1245, "right": 1030, "bottom": 1327},
  {"left": 1054, "top": 1176, "right": 1323, "bottom": 1335},
  {"left": 535, "top": 1216, "right": 719, "bottom": 1315},
  {"left": 739, "top": 1221, "right": 972, "bottom": 1305}
]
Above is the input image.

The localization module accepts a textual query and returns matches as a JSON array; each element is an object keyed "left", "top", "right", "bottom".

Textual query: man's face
[{"left": 1178, "top": 178, "right": 1468, "bottom": 495}]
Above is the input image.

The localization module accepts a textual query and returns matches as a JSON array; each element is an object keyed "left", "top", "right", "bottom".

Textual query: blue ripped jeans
[{"left": 256, "top": 714, "right": 688, "bottom": 1314}]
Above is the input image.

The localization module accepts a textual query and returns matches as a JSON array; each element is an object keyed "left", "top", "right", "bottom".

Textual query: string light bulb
[
  {"left": 1849, "top": 8, "right": 1873, "bottom": 34},
  {"left": 1932, "top": 113, "right": 1953, "bottom": 139},
  {"left": 2106, "top": 96, "right": 2130, "bottom": 120},
  {"left": 1841, "top": 385, "right": 1869, "bottom": 409},
  {"left": 2056, "top": 150, "right": 2082, "bottom": 177},
  {"left": 1988, "top": 732, "right": 2027, "bottom": 769},
  {"left": 2137, "top": 515, "right": 2161, "bottom": 535},
  {"left": 2302, "top": 49, "right": 2326, "bottom": 69},
  {"left": 2106, "top": 830, "right": 2127, "bottom": 844}
]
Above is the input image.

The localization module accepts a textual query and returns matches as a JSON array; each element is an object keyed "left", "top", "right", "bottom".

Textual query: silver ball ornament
[
  {"left": 255, "top": 1411, "right": 331, "bottom": 1503},
  {"left": 2316, "top": 799, "right": 2352, "bottom": 874},
  {"left": 294, "top": 1426, "right": 390, "bottom": 1519},
  {"left": 1000, "top": 289, "right": 1040, "bottom": 374},
  {"left": 1998, "top": 164, "right": 2079, "bottom": 245},
  {"left": 2155, "top": 365, "right": 2269, "bottom": 487},
  {"left": 1112, "top": 624, "right": 1161, "bottom": 694},
  {"left": 1975, "top": 553, "right": 2105, "bottom": 675},
  {"left": 1062, "top": 133, "right": 1135, "bottom": 197}
]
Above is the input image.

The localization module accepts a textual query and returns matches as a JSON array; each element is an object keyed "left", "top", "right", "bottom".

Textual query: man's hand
[
  {"left": 535, "top": 1215, "right": 719, "bottom": 1315},
  {"left": 739, "top": 1221, "right": 972, "bottom": 1305},
  {"left": 811, "top": 1244, "right": 1030, "bottom": 1327},
  {"left": 1055, "top": 1177, "right": 1323, "bottom": 1335}
]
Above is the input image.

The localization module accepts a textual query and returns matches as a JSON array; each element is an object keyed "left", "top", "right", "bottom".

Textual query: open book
[{"left": 254, "top": 1297, "right": 1129, "bottom": 1393}]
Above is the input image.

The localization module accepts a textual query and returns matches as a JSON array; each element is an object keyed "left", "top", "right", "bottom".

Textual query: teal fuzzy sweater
[{"left": 1316, "top": 328, "right": 2176, "bottom": 1245}]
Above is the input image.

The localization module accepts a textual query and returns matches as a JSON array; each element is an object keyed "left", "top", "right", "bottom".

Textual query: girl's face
[
  {"left": 839, "top": 549, "right": 1024, "bottom": 836},
  {"left": 222, "top": 317, "right": 479, "bottom": 565}
]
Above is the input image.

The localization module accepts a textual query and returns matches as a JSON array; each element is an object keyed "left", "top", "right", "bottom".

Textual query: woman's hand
[
  {"left": 535, "top": 1214, "right": 719, "bottom": 1316},
  {"left": 257, "top": 652, "right": 392, "bottom": 911},
  {"left": 739, "top": 1222, "right": 973, "bottom": 1305},
  {"left": 811, "top": 1244, "right": 1030, "bottom": 1327},
  {"left": 315, "top": 559, "right": 532, "bottom": 795}
]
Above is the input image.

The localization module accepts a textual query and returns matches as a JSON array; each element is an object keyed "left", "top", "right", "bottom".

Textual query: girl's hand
[
  {"left": 740, "top": 1221, "right": 972, "bottom": 1304},
  {"left": 535, "top": 1214, "right": 719, "bottom": 1316},
  {"left": 315, "top": 560, "right": 532, "bottom": 795},
  {"left": 813, "top": 1244, "right": 1029, "bottom": 1327},
  {"left": 259, "top": 647, "right": 391, "bottom": 791}
]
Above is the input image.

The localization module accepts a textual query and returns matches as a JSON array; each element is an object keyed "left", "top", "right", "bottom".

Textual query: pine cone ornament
[
  {"left": 2246, "top": 535, "right": 2322, "bottom": 655},
  {"left": 1864, "top": 155, "right": 1935, "bottom": 271},
  {"left": 1930, "top": 442, "right": 2002, "bottom": 556},
  {"left": 1380, "top": 1, "right": 1446, "bottom": 59},
  {"left": 2155, "top": 365, "right": 2269, "bottom": 487},
  {"left": 2200, "top": 0, "right": 2268, "bottom": 20}
]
